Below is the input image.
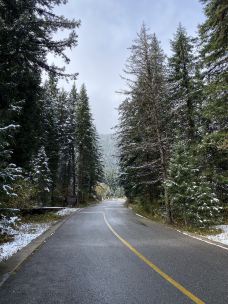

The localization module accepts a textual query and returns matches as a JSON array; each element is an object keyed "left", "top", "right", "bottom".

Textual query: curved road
[{"left": 0, "top": 199, "right": 227, "bottom": 303}]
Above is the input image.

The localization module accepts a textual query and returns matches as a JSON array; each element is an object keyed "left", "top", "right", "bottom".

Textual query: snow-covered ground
[
  {"left": 0, "top": 208, "right": 79, "bottom": 262},
  {"left": 0, "top": 222, "right": 51, "bottom": 262},
  {"left": 1, "top": 207, "right": 225, "bottom": 263},
  {"left": 56, "top": 208, "right": 79, "bottom": 216},
  {"left": 206, "top": 225, "right": 228, "bottom": 246}
]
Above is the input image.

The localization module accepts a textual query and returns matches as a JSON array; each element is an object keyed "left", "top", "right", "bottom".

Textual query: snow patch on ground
[
  {"left": 206, "top": 225, "right": 228, "bottom": 246},
  {"left": 0, "top": 208, "right": 79, "bottom": 262},
  {"left": 0, "top": 222, "right": 50, "bottom": 262},
  {"left": 56, "top": 208, "right": 79, "bottom": 217}
]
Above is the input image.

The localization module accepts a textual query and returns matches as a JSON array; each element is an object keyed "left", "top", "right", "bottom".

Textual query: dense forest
[
  {"left": 0, "top": 0, "right": 103, "bottom": 208},
  {"left": 0, "top": 0, "right": 227, "bottom": 229},
  {"left": 117, "top": 0, "right": 227, "bottom": 227}
]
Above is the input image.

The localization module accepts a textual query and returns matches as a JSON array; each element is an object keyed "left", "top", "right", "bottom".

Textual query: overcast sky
[{"left": 50, "top": 0, "right": 205, "bottom": 134}]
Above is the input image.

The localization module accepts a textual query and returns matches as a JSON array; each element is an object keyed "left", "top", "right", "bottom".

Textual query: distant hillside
[
  {"left": 99, "top": 134, "right": 124, "bottom": 197},
  {"left": 99, "top": 134, "right": 118, "bottom": 171}
]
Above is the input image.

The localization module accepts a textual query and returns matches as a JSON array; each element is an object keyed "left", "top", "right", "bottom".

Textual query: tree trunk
[
  {"left": 152, "top": 100, "right": 173, "bottom": 224},
  {"left": 71, "top": 145, "right": 76, "bottom": 197},
  {"left": 164, "top": 185, "right": 173, "bottom": 224}
]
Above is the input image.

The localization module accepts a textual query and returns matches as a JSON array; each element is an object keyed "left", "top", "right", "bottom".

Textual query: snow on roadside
[
  {"left": 0, "top": 208, "right": 79, "bottom": 262},
  {"left": 56, "top": 208, "right": 79, "bottom": 217},
  {"left": 206, "top": 225, "right": 228, "bottom": 246},
  {"left": 0, "top": 222, "right": 50, "bottom": 262}
]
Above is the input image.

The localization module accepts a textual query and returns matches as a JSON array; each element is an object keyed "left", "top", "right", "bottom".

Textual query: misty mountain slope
[
  {"left": 99, "top": 134, "right": 119, "bottom": 171},
  {"left": 99, "top": 134, "right": 124, "bottom": 197}
]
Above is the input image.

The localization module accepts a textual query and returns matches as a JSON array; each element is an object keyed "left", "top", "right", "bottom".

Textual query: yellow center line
[
  {"left": 80, "top": 211, "right": 205, "bottom": 304},
  {"left": 81, "top": 211, "right": 205, "bottom": 304}
]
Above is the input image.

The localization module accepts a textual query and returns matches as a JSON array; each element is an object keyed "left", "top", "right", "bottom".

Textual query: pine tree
[
  {"left": 166, "top": 23, "right": 223, "bottom": 225},
  {"left": 54, "top": 84, "right": 83, "bottom": 203},
  {"left": 0, "top": 99, "right": 22, "bottom": 202},
  {"left": 68, "top": 83, "right": 78, "bottom": 197},
  {"left": 118, "top": 25, "right": 172, "bottom": 222},
  {"left": 118, "top": 94, "right": 151, "bottom": 202},
  {"left": 0, "top": 124, "right": 22, "bottom": 201},
  {"left": 199, "top": 0, "right": 227, "bottom": 204},
  {"left": 30, "top": 146, "right": 52, "bottom": 205},
  {"left": 0, "top": 0, "right": 80, "bottom": 170},
  {"left": 41, "top": 75, "right": 60, "bottom": 201},
  {"left": 118, "top": 28, "right": 154, "bottom": 203},
  {"left": 168, "top": 24, "right": 196, "bottom": 142},
  {"left": 117, "top": 97, "right": 139, "bottom": 201},
  {"left": 75, "top": 85, "right": 103, "bottom": 204},
  {"left": 58, "top": 83, "right": 78, "bottom": 200},
  {"left": 57, "top": 89, "right": 72, "bottom": 200},
  {"left": 165, "top": 142, "right": 222, "bottom": 227}
]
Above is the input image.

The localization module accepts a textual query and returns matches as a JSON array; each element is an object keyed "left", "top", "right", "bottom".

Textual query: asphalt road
[{"left": 0, "top": 199, "right": 227, "bottom": 304}]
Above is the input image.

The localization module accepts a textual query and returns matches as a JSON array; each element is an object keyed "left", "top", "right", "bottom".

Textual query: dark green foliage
[
  {"left": 66, "top": 83, "right": 78, "bottom": 197},
  {"left": 117, "top": 13, "right": 226, "bottom": 227},
  {"left": 0, "top": 0, "right": 80, "bottom": 203},
  {"left": 75, "top": 85, "right": 104, "bottom": 203},
  {"left": 41, "top": 75, "right": 60, "bottom": 198},
  {"left": 200, "top": 0, "right": 227, "bottom": 78},
  {"left": 0, "top": 104, "right": 22, "bottom": 201},
  {"left": 165, "top": 142, "right": 222, "bottom": 227},
  {"left": 30, "top": 146, "right": 52, "bottom": 205},
  {"left": 199, "top": 0, "right": 227, "bottom": 132},
  {"left": 0, "top": 0, "right": 102, "bottom": 208},
  {"left": 36, "top": 80, "right": 104, "bottom": 206},
  {"left": 168, "top": 24, "right": 197, "bottom": 142},
  {"left": 1, "top": 0, "right": 226, "bottom": 229},
  {"left": 57, "top": 84, "right": 78, "bottom": 200},
  {"left": 199, "top": 0, "right": 228, "bottom": 205},
  {"left": 118, "top": 27, "right": 172, "bottom": 222},
  {"left": 2, "top": 178, "right": 37, "bottom": 209}
]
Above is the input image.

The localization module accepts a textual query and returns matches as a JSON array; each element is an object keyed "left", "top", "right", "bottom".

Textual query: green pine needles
[{"left": 117, "top": 0, "right": 227, "bottom": 227}]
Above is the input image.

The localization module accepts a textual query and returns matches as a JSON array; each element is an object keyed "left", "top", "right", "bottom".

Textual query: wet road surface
[{"left": 0, "top": 199, "right": 227, "bottom": 304}]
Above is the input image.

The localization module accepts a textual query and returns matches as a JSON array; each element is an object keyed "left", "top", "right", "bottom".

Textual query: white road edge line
[
  {"left": 80, "top": 210, "right": 228, "bottom": 251},
  {"left": 175, "top": 229, "right": 228, "bottom": 251},
  {"left": 135, "top": 212, "right": 228, "bottom": 251}
]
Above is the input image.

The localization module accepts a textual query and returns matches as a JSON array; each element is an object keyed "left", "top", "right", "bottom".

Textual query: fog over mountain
[
  {"left": 99, "top": 134, "right": 124, "bottom": 197},
  {"left": 99, "top": 134, "right": 118, "bottom": 171}
]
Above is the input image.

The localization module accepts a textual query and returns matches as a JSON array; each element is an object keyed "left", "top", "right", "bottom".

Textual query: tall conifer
[{"left": 75, "top": 85, "right": 103, "bottom": 204}]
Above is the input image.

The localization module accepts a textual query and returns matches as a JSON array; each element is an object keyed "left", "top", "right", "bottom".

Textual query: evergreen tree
[
  {"left": 166, "top": 23, "right": 222, "bottom": 225},
  {"left": 41, "top": 75, "right": 60, "bottom": 201},
  {"left": 165, "top": 142, "right": 222, "bottom": 227},
  {"left": 75, "top": 85, "right": 103, "bottom": 204},
  {"left": 0, "top": 99, "right": 22, "bottom": 201},
  {"left": 199, "top": 0, "right": 227, "bottom": 204},
  {"left": 0, "top": 124, "right": 22, "bottom": 201},
  {"left": 58, "top": 83, "right": 78, "bottom": 200},
  {"left": 168, "top": 24, "right": 197, "bottom": 142},
  {"left": 57, "top": 89, "right": 72, "bottom": 199},
  {"left": 118, "top": 25, "right": 172, "bottom": 222},
  {"left": 118, "top": 95, "right": 149, "bottom": 202},
  {"left": 0, "top": 0, "right": 80, "bottom": 170},
  {"left": 30, "top": 146, "right": 52, "bottom": 205},
  {"left": 68, "top": 83, "right": 78, "bottom": 197},
  {"left": 118, "top": 29, "right": 152, "bottom": 203}
]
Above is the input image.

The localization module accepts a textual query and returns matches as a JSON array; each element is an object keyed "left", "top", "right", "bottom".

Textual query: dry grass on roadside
[
  {"left": 21, "top": 213, "right": 62, "bottom": 224},
  {"left": 130, "top": 203, "right": 223, "bottom": 236},
  {"left": 180, "top": 225, "right": 222, "bottom": 236},
  {"left": 130, "top": 203, "right": 164, "bottom": 223},
  {"left": 0, "top": 233, "right": 14, "bottom": 244}
]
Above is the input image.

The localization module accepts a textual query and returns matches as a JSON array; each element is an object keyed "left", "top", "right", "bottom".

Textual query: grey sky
[{"left": 50, "top": 0, "right": 205, "bottom": 134}]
